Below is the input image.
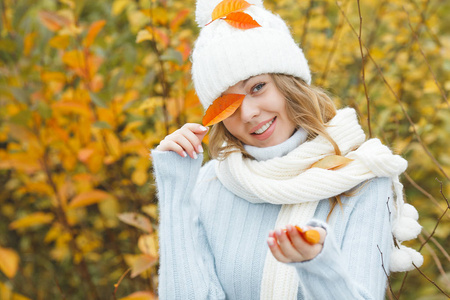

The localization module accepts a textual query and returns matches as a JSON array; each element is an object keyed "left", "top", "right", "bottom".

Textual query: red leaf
[
  {"left": 83, "top": 20, "right": 106, "bottom": 47},
  {"left": 224, "top": 12, "right": 261, "bottom": 29},
  {"left": 202, "top": 94, "right": 245, "bottom": 126},
  {"left": 211, "top": 0, "right": 251, "bottom": 22}
]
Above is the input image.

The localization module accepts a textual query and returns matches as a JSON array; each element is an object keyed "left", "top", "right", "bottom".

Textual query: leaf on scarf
[
  {"left": 202, "top": 94, "right": 245, "bottom": 126},
  {"left": 224, "top": 12, "right": 261, "bottom": 29},
  {"left": 310, "top": 155, "right": 353, "bottom": 170},
  {"left": 207, "top": 0, "right": 251, "bottom": 25}
]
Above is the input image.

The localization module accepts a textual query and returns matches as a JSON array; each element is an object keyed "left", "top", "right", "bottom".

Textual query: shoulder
[{"left": 344, "top": 177, "right": 393, "bottom": 211}]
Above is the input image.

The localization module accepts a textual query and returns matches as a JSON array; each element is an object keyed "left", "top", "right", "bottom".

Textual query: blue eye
[{"left": 251, "top": 82, "right": 266, "bottom": 94}]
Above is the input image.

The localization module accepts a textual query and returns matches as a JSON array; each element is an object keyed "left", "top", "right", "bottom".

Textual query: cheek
[{"left": 222, "top": 118, "right": 240, "bottom": 136}]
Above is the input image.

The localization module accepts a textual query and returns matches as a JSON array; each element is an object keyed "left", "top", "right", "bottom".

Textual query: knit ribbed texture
[
  {"left": 152, "top": 130, "right": 395, "bottom": 299},
  {"left": 192, "top": 3, "right": 311, "bottom": 110}
]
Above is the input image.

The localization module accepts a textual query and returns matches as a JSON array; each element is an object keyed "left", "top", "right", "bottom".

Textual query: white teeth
[{"left": 254, "top": 119, "right": 274, "bottom": 134}]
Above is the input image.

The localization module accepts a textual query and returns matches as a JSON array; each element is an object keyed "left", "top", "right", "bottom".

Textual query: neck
[{"left": 243, "top": 128, "right": 308, "bottom": 161}]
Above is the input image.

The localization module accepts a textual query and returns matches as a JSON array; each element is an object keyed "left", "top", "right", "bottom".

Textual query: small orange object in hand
[{"left": 283, "top": 226, "right": 321, "bottom": 245}]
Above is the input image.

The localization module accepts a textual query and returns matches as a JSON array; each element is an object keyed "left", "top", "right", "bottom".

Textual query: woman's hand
[
  {"left": 267, "top": 225, "right": 327, "bottom": 263},
  {"left": 156, "top": 123, "right": 209, "bottom": 159}
]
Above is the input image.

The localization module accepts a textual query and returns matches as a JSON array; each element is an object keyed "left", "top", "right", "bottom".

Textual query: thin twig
[
  {"left": 300, "top": 0, "right": 315, "bottom": 47},
  {"left": 413, "top": 263, "right": 450, "bottom": 297},
  {"left": 335, "top": 1, "right": 449, "bottom": 181},
  {"left": 54, "top": 275, "right": 67, "bottom": 300},
  {"left": 356, "top": 0, "right": 372, "bottom": 138},
  {"left": 403, "top": 7, "right": 449, "bottom": 108},
  {"left": 419, "top": 180, "right": 449, "bottom": 252},
  {"left": 418, "top": 234, "right": 450, "bottom": 287},
  {"left": 403, "top": 172, "right": 448, "bottom": 217},
  {"left": 148, "top": 1, "right": 170, "bottom": 135},
  {"left": 113, "top": 268, "right": 132, "bottom": 300},
  {"left": 397, "top": 271, "right": 408, "bottom": 299},
  {"left": 377, "top": 245, "right": 398, "bottom": 300}
]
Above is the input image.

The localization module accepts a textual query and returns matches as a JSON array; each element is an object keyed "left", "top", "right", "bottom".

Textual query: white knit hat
[{"left": 192, "top": 0, "right": 311, "bottom": 124}]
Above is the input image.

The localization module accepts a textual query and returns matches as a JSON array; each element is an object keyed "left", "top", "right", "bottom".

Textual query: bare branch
[
  {"left": 377, "top": 245, "right": 398, "bottom": 299},
  {"left": 413, "top": 263, "right": 450, "bottom": 297},
  {"left": 356, "top": 0, "right": 372, "bottom": 138},
  {"left": 403, "top": 7, "right": 449, "bottom": 108}
]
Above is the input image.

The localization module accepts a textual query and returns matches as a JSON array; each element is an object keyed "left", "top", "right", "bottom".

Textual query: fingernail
[
  {"left": 198, "top": 145, "right": 204, "bottom": 153},
  {"left": 275, "top": 229, "right": 282, "bottom": 236},
  {"left": 182, "top": 151, "right": 187, "bottom": 157},
  {"left": 286, "top": 224, "right": 294, "bottom": 231},
  {"left": 193, "top": 152, "right": 198, "bottom": 159},
  {"left": 200, "top": 126, "right": 208, "bottom": 131},
  {"left": 267, "top": 238, "right": 275, "bottom": 246}
]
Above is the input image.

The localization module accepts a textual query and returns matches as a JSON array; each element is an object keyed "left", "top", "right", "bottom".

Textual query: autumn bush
[{"left": 0, "top": 0, "right": 449, "bottom": 299}]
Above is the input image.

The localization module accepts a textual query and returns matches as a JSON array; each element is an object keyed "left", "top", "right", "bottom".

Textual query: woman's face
[{"left": 222, "top": 74, "right": 296, "bottom": 147}]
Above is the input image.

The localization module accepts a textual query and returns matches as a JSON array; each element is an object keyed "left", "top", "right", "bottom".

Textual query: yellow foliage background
[{"left": 0, "top": 0, "right": 449, "bottom": 299}]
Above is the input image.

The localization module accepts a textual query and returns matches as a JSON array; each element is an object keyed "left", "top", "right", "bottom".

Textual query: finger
[
  {"left": 275, "top": 228, "right": 304, "bottom": 262},
  {"left": 167, "top": 133, "right": 198, "bottom": 159},
  {"left": 267, "top": 236, "right": 291, "bottom": 263},
  {"left": 179, "top": 128, "right": 205, "bottom": 155},
  {"left": 288, "top": 225, "right": 325, "bottom": 260},
  {"left": 157, "top": 140, "right": 187, "bottom": 158},
  {"left": 182, "top": 123, "right": 209, "bottom": 140}
]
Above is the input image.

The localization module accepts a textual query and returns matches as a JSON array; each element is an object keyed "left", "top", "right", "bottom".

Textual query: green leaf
[
  {"left": 10, "top": 110, "right": 32, "bottom": 125},
  {"left": 160, "top": 48, "right": 183, "bottom": 65},
  {"left": 36, "top": 102, "right": 52, "bottom": 119},
  {"left": 89, "top": 91, "right": 108, "bottom": 108},
  {"left": 92, "top": 121, "right": 112, "bottom": 129}
]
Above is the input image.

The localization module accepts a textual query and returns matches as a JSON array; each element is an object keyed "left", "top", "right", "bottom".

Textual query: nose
[{"left": 238, "top": 96, "right": 260, "bottom": 123}]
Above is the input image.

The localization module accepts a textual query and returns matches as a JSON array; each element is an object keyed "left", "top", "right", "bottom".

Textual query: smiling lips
[{"left": 250, "top": 117, "right": 277, "bottom": 140}]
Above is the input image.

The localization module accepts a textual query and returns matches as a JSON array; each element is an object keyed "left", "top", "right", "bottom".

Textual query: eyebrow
[{"left": 241, "top": 76, "right": 255, "bottom": 87}]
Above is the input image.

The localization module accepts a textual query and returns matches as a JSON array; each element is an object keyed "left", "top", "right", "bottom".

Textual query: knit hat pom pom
[
  {"left": 402, "top": 203, "right": 419, "bottom": 221},
  {"left": 195, "top": 0, "right": 264, "bottom": 27},
  {"left": 390, "top": 245, "right": 423, "bottom": 272},
  {"left": 392, "top": 216, "right": 422, "bottom": 241}
]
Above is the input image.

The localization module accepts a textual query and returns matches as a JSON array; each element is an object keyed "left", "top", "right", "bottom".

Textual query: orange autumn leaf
[
  {"left": 310, "top": 155, "right": 353, "bottom": 170},
  {"left": 224, "top": 12, "right": 261, "bottom": 29},
  {"left": 83, "top": 20, "right": 106, "bottom": 48},
  {"left": 9, "top": 213, "right": 54, "bottom": 230},
  {"left": 170, "top": 9, "right": 190, "bottom": 31},
  {"left": 118, "top": 213, "right": 153, "bottom": 233},
  {"left": 283, "top": 226, "right": 321, "bottom": 244},
  {"left": 295, "top": 226, "right": 321, "bottom": 244},
  {"left": 38, "top": 11, "right": 71, "bottom": 32},
  {"left": 68, "top": 190, "right": 113, "bottom": 209},
  {"left": 0, "top": 247, "right": 20, "bottom": 279},
  {"left": 120, "top": 290, "right": 157, "bottom": 300},
  {"left": 210, "top": 0, "right": 251, "bottom": 24},
  {"left": 130, "top": 254, "right": 157, "bottom": 278},
  {"left": 202, "top": 94, "right": 245, "bottom": 126}
]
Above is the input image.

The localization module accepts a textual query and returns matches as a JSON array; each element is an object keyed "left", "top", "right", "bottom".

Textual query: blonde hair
[
  {"left": 208, "top": 73, "right": 343, "bottom": 218},
  {"left": 209, "top": 73, "right": 339, "bottom": 158}
]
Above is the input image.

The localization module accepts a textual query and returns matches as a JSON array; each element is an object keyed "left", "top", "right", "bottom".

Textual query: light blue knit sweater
[{"left": 152, "top": 130, "right": 393, "bottom": 299}]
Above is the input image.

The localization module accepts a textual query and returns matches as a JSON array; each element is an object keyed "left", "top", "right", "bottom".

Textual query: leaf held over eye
[
  {"left": 310, "top": 155, "right": 353, "bottom": 170},
  {"left": 224, "top": 12, "right": 261, "bottom": 29},
  {"left": 202, "top": 94, "right": 245, "bottom": 126},
  {"left": 210, "top": 0, "right": 252, "bottom": 24}
]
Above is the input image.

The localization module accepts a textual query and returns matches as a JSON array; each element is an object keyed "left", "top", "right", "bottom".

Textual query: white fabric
[
  {"left": 215, "top": 108, "right": 422, "bottom": 300},
  {"left": 192, "top": 2, "right": 311, "bottom": 110}
]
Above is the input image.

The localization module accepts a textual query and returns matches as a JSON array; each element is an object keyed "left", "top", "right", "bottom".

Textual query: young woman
[{"left": 152, "top": 0, "right": 422, "bottom": 299}]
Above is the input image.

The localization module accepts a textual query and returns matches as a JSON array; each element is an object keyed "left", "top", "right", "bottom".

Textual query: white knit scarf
[{"left": 215, "top": 108, "right": 413, "bottom": 300}]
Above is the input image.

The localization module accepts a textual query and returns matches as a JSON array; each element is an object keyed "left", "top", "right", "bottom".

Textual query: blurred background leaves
[{"left": 0, "top": 0, "right": 448, "bottom": 299}]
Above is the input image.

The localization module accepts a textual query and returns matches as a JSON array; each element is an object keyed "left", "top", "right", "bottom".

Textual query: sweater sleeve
[
  {"left": 293, "top": 178, "right": 393, "bottom": 299},
  {"left": 152, "top": 150, "right": 225, "bottom": 300}
]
